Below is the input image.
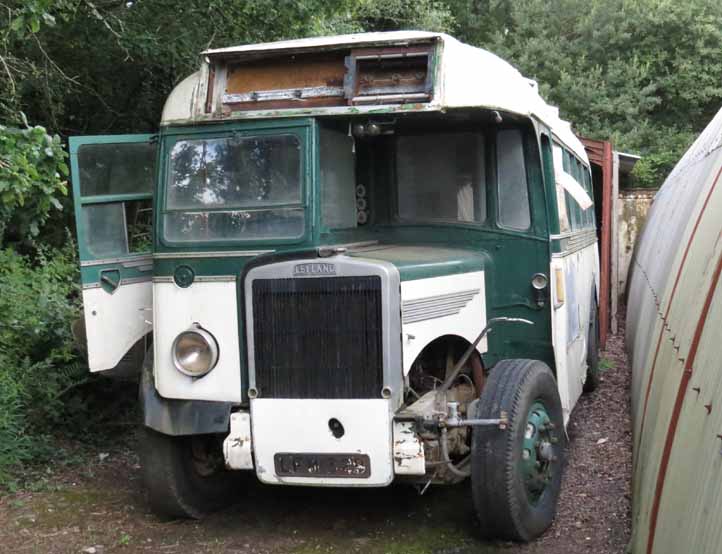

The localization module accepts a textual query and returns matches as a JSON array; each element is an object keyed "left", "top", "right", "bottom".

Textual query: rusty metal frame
[{"left": 581, "top": 137, "right": 613, "bottom": 349}]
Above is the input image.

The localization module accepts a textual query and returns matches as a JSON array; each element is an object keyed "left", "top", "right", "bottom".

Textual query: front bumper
[{"left": 225, "top": 398, "right": 405, "bottom": 486}]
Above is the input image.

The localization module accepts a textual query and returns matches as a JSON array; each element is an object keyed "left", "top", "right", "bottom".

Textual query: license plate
[{"left": 274, "top": 453, "right": 371, "bottom": 478}]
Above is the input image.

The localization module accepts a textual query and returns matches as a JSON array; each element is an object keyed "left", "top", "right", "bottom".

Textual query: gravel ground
[{"left": 0, "top": 332, "right": 631, "bottom": 554}]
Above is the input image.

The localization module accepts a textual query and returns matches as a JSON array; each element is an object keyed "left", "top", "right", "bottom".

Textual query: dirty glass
[
  {"left": 320, "top": 126, "right": 357, "bottom": 229},
  {"left": 81, "top": 200, "right": 153, "bottom": 258},
  {"left": 496, "top": 129, "right": 530, "bottom": 230},
  {"left": 396, "top": 133, "right": 486, "bottom": 224},
  {"left": 165, "top": 134, "right": 303, "bottom": 242},
  {"left": 78, "top": 143, "right": 155, "bottom": 196},
  {"left": 164, "top": 208, "right": 304, "bottom": 243},
  {"left": 81, "top": 203, "right": 128, "bottom": 258}
]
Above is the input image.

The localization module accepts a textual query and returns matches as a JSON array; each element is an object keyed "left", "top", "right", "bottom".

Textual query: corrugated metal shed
[{"left": 626, "top": 105, "right": 722, "bottom": 554}]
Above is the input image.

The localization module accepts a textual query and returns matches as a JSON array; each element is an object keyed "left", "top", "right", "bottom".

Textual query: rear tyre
[
  {"left": 583, "top": 298, "right": 600, "bottom": 393},
  {"left": 139, "top": 427, "right": 236, "bottom": 519},
  {"left": 471, "top": 359, "right": 565, "bottom": 542}
]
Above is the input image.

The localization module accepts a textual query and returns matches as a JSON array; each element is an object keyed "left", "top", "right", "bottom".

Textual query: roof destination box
[{"left": 203, "top": 36, "right": 437, "bottom": 114}]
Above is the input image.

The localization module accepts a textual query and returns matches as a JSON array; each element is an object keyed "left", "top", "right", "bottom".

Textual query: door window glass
[
  {"left": 496, "top": 129, "right": 530, "bottom": 230},
  {"left": 74, "top": 138, "right": 156, "bottom": 260},
  {"left": 78, "top": 143, "right": 155, "bottom": 196},
  {"left": 81, "top": 200, "right": 152, "bottom": 258}
]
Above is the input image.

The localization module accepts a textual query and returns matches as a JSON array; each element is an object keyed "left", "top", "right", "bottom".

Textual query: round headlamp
[{"left": 172, "top": 326, "right": 219, "bottom": 377}]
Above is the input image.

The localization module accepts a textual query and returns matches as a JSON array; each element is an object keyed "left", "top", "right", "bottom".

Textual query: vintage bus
[{"left": 69, "top": 31, "right": 599, "bottom": 541}]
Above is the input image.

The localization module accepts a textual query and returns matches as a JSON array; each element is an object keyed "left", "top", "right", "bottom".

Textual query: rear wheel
[
  {"left": 583, "top": 298, "right": 600, "bottom": 393},
  {"left": 470, "top": 359, "right": 565, "bottom": 541},
  {"left": 139, "top": 427, "right": 237, "bottom": 519}
]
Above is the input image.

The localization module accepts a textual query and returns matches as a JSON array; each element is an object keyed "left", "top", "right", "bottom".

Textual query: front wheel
[
  {"left": 139, "top": 427, "right": 237, "bottom": 519},
  {"left": 470, "top": 359, "right": 565, "bottom": 542}
]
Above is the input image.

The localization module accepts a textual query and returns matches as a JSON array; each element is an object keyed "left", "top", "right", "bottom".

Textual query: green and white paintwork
[{"left": 70, "top": 32, "right": 598, "bottom": 447}]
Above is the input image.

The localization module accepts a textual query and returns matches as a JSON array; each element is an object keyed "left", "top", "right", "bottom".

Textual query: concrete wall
[{"left": 617, "top": 189, "right": 657, "bottom": 301}]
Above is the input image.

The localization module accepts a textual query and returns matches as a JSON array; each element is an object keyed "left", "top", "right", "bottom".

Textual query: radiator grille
[{"left": 251, "top": 276, "right": 383, "bottom": 399}]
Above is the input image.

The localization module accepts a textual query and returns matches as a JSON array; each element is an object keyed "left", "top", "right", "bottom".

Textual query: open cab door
[{"left": 70, "top": 134, "right": 156, "bottom": 373}]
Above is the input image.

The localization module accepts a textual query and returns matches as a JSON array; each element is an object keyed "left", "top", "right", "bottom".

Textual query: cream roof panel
[
  {"left": 202, "top": 30, "right": 443, "bottom": 56},
  {"left": 166, "top": 32, "right": 587, "bottom": 162}
]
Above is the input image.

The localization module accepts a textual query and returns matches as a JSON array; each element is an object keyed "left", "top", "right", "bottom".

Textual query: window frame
[
  {"left": 388, "top": 129, "right": 493, "bottom": 229},
  {"left": 494, "top": 127, "right": 533, "bottom": 232},
  {"left": 157, "top": 120, "right": 312, "bottom": 248},
  {"left": 71, "top": 134, "right": 156, "bottom": 262}
]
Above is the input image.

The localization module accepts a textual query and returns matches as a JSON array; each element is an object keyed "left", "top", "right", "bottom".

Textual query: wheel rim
[{"left": 520, "top": 401, "right": 558, "bottom": 504}]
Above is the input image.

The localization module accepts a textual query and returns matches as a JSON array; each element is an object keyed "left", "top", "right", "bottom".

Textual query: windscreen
[
  {"left": 163, "top": 134, "right": 303, "bottom": 243},
  {"left": 396, "top": 132, "right": 487, "bottom": 224}
]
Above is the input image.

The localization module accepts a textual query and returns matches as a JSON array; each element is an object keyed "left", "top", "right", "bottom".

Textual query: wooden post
[
  {"left": 599, "top": 141, "right": 613, "bottom": 349},
  {"left": 610, "top": 152, "right": 620, "bottom": 335}
]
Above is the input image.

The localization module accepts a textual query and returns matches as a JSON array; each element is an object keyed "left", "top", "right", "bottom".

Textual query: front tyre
[
  {"left": 139, "top": 428, "right": 236, "bottom": 519},
  {"left": 471, "top": 359, "right": 565, "bottom": 542}
]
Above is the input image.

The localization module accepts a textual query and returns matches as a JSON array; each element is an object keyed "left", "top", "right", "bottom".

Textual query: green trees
[{"left": 454, "top": 0, "right": 722, "bottom": 186}]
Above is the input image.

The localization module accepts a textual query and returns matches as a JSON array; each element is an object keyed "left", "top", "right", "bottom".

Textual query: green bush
[
  {"left": 0, "top": 124, "right": 68, "bottom": 245},
  {"left": 0, "top": 239, "right": 87, "bottom": 485}
]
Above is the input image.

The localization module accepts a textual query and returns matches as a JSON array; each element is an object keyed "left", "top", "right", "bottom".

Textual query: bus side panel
[{"left": 551, "top": 240, "right": 598, "bottom": 423}]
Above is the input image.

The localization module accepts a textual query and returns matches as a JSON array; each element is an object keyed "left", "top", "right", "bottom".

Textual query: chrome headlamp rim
[{"left": 171, "top": 325, "right": 219, "bottom": 377}]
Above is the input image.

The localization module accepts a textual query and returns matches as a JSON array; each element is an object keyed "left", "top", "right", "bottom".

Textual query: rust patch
[{"left": 226, "top": 54, "right": 345, "bottom": 95}]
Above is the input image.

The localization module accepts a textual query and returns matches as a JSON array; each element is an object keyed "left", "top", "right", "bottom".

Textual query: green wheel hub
[{"left": 520, "top": 401, "right": 558, "bottom": 503}]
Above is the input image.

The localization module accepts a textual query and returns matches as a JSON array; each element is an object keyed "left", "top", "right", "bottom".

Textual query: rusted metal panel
[
  {"left": 221, "top": 54, "right": 347, "bottom": 112},
  {"left": 581, "top": 137, "right": 613, "bottom": 349},
  {"left": 226, "top": 56, "right": 345, "bottom": 95},
  {"left": 626, "top": 105, "right": 722, "bottom": 554},
  {"left": 345, "top": 46, "right": 433, "bottom": 105}
]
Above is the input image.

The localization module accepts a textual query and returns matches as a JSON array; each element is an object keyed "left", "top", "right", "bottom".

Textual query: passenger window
[
  {"left": 320, "top": 126, "right": 357, "bottom": 229},
  {"left": 496, "top": 129, "right": 530, "bottom": 230},
  {"left": 396, "top": 133, "right": 486, "bottom": 224},
  {"left": 552, "top": 144, "right": 570, "bottom": 233},
  {"left": 562, "top": 150, "right": 571, "bottom": 173},
  {"left": 583, "top": 169, "right": 594, "bottom": 228}
]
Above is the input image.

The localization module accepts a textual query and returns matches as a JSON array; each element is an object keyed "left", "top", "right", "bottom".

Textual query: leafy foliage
[
  {"left": 0, "top": 241, "right": 85, "bottom": 484},
  {"left": 0, "top": 124, "right": 68, "bottom": 244}
]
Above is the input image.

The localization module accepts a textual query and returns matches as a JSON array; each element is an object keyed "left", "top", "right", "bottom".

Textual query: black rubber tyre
[
  {"left": 471, "top": 359, "right": 566, "bottom": 542},
  {"left": 139, "top": 427, "right": 238, "bottom": 519},
  {"left": 583, "top": 297, "right": 600, "bottom": 393}
]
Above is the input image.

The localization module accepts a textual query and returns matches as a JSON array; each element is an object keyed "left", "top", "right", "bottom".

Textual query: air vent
[{"left": 345, "top": 46, "right": 434, "bottom": 105}]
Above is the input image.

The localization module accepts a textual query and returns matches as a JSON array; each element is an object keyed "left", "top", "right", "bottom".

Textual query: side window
[
  {"left": 75, "top": 141, "right": 155, "bottom": 258},
  {"left": 583, "top": 168, "right": 594, "bottom": 228},
  {"left": 496, "top": 129, "right": 530, "bottom": 230},
  {"left": 320, "top": 125, "right": 357, "bottom": 229},
  {"left": 552, "top": 144, "right": 570, "bottom": 233}
]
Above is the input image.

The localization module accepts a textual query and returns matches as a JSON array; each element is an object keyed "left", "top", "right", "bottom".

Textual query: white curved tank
[{"left": 626, "top": 106, "right": 722, "bottom": 554}]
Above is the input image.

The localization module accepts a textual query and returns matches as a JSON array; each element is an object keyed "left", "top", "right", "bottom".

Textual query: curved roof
[
  {"left": 162, "top": 31, "right": 587, "bottom": 162},
  {"left": 626, "top": 105, "right": 722, "bottom": 554}
]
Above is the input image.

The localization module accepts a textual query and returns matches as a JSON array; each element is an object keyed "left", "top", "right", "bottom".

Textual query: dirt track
[{"left": 0, "top": 331, "right": 631, "bottom": 554}]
